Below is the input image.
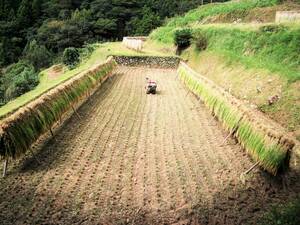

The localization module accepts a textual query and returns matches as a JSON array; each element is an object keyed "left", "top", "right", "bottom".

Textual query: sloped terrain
[{"left": 0, "top": 67, "right": 299, "bottom": 225}]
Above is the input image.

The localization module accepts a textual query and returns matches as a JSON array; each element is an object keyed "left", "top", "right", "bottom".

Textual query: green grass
[
  {"left": 197, "top": 25, "right": 300, "bottom": 82},
  {"left": 150, "top": 0, "right": 280, "bottom": 43},
  {"left": 0, "top": 42, "right": 170, "bottom": 119},
  {"left": 150, "top": 0, "right": 300, "bottom": 82}
]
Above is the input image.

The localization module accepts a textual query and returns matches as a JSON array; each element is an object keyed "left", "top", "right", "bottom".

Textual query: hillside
[
  {"left": 150, "top": 0, "right": 300, "bottom": 141},
  {"left": 1, "top": 0, "right": 227, "bottom": 106}
]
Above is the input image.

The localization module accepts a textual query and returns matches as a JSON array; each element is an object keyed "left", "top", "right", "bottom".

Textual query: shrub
[
  {"left": 259, "top": 24, "right": 287, "bottom": 33},
  {"left": 62, "top": 47, "right": 80, "bottom": 68},
  {"left": 174, "top": 29, "right": 192, "bottom": 48},
  {"left": 193, "top": 31, "right": 208, "bottom": 51},
  {"left": 78, "top": 44, "right": 96, "bottom": 60},
  {"left": 2, "top": 61, "right": 39, "bottom": 102}
]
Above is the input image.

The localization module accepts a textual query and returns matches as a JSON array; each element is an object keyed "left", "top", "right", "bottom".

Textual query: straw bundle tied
[
  {"left": 0, "top": 57, "right": 117, "bottom": 159},
  {"left": 178, "top": 62, "right": 295, "bottom": 175}
]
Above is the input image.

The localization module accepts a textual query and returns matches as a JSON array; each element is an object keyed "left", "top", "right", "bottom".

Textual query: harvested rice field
[{"left": 0, "top": 66, "right": 300, "bottom": 225}]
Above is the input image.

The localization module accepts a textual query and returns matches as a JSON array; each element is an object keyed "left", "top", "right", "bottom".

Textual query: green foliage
[
  {"left": 0, "top": 0, "right": 225, "bottom": 68},
  {"left": 260, "top": 198, "right": 300, "bottom": 225},
  {"left": 1, "top": 61, "right": 39, "bottom": 102},
  {"left": 174, "top": 29, "right": 192, "bottom": 48},
  {"left": 128, "top": 6, "right": 161, "bottom": 36},
  {"left": 63, "top": 47, "right": 80, "bottom": 68},
  {"left": 193, "top": 30, "right": 208, "bottom": 51},
  {"left": 23, "top": 39, "right": 52, "bottom": 69},
  {"left": 259, "top": 24, "right": 287, "bottom": 33},
  {"left": 78, "top": 44, "right": 96, "bottom": 61}
]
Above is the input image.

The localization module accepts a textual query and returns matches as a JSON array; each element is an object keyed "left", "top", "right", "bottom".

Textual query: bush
[
  {"left": 78, "top": 44, "right": 96, "bottom": 60},
  {"left": 62, "top": 47, "right": 80, "bottom": 68},
  {"left": 1, "top": 61, "right": 39, "bottom": 102},
  {"left": 259, "top": 24, "right": 287, "bottom": 33},
  {"left": 174, "top": 29, "right": 192, "bottom": 48},
  {"left": 193, "top": 31, "right": 208, "bottom": 51}
]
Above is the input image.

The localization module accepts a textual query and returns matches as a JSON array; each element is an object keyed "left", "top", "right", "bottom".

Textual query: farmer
[{"left": 145, "top": 77, "right": 157, "bottom": 94}]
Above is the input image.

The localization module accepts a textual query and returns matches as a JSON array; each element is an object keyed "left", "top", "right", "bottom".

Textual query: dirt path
[{"left": 0, "top": 67, "right": 299, "bottom": 225}]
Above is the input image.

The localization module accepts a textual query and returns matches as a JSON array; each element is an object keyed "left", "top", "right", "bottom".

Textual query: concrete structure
[
  {"left": 276, "top": 11, "right": 300, "bottom": 23},
  {"left": 122, "top": 36, "right": 147, "bottom": 52}
]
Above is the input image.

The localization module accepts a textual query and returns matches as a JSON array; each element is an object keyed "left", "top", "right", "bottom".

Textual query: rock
[
  {"left": 256, "top": 86, "right": 262, "bottom": 93},
  {"left": 268, "top": 95, "right": 280, "bottom": 105}
]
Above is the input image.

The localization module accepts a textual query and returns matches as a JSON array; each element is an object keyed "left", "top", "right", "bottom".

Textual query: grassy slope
[
  {"left": 149, "top": 0, "right": 300, "bottom": 139},
  {"left": 0, "top": 42, "right": 172, "bottom": 118}
]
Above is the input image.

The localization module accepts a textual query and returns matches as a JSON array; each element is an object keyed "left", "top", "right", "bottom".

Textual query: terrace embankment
[{"left": 1, "top": 66, "right": 300, "bottom": 225}]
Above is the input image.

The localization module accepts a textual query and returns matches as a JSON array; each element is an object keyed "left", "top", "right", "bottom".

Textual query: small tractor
[{"left": 146, "top": 78, "right": 157, "bottom": 94}]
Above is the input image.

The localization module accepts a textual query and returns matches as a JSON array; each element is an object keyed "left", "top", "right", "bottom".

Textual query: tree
[
  {"left": 2, "top": 61, "right": 39, "bottom": 101},
  {"left": 32, "top": 0, "right": 42, "bottom": 23},
  {"left": 63, "top": 47, "right": 80, "bottom": 67},
  {"left": 128, "top": 7, "right": 161, "bottom": 35},
  {"left": 93, "top": 18, "right": 117, "bottom": 39},
  {"left": 17, "top": 0, "right": 32, "bottom": 27},
  {"left": 23, "top": 39, "right": 52, "bottom": 69}
]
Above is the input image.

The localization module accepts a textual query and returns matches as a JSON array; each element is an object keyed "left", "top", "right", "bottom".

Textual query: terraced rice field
[{"left": 0, "top": 67, "right": 299, "bottom": 225}]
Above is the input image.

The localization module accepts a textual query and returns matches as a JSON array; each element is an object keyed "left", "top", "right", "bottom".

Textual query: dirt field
[{"left": 0, "top": 67, "right": 300, "bottom": 225}]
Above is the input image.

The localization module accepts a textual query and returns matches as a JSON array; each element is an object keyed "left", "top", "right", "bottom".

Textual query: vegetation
[
  {"left": 193, "top": 30, "right": 208, "bottom": 51},
  {"left": 23, "top": 40, "right": 52, "bottom": 70},
  {"left": 174, "top": 29, "right": 193, "bottom": 48},
  {"left": 192, "top": 25, "right": 300, "bottom": 82},
  {"left": 0, "top": 0, "right": 227, "bottom": 68},
  {"left": 150, "top": 0, "right": 300, "bottom": 82},
  {"left": 260, "top": 198, "right": 300, "bottom": 225},
  {"left": 63, "top": 47, "right": 80, "bottom": 68},
  {"left": 0, "top": 62, "right": 39, "bottom": 105},
  {"left": 150, "top": 0, "right": 281, "bottom": 43},
  {"left": 0, "top": 0, "right": 228, "bottom": 105}
]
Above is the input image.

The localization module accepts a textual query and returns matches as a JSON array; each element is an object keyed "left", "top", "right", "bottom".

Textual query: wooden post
[
  {"left": 2, "top": 159, "right": 8, "bottom": 178},
  {"left": 244, "top": 162, "right": 259, "bottom": 175},
  {"left": 49, "top": 127, "right": 54, "bottom": 137},
  {"left": 29, "top": 149, "right": 41, "bottom": 165},
  {"left": 71, "top": 105, "right": 81, "bottom": 119}
]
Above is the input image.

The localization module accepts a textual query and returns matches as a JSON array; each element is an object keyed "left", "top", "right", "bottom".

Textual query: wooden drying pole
[
  {"left": 220, "top": 117, "right": 243, "bottom": 146},
  {"left": 71, "top": 105, "right": 81, "bottom": 120},
  {"left": 2, "top": 158, "right": 8, "bottom": 178},
  {"left": 244, "top": 162, "right": 259, "bottom": 175}
]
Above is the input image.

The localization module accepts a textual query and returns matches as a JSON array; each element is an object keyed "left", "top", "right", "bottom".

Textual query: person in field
[{"left": 145, "top": 77, "right": 157, "bottom": 94}]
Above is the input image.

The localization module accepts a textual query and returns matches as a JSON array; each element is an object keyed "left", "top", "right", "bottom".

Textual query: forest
[{"left": 0, "top": 0, "right": 226, "bottom": 104}]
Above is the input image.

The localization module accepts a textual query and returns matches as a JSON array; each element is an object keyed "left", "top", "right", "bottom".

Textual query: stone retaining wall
[{"left": 113, "top": 55, "right": 180, "bottom": 69}]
